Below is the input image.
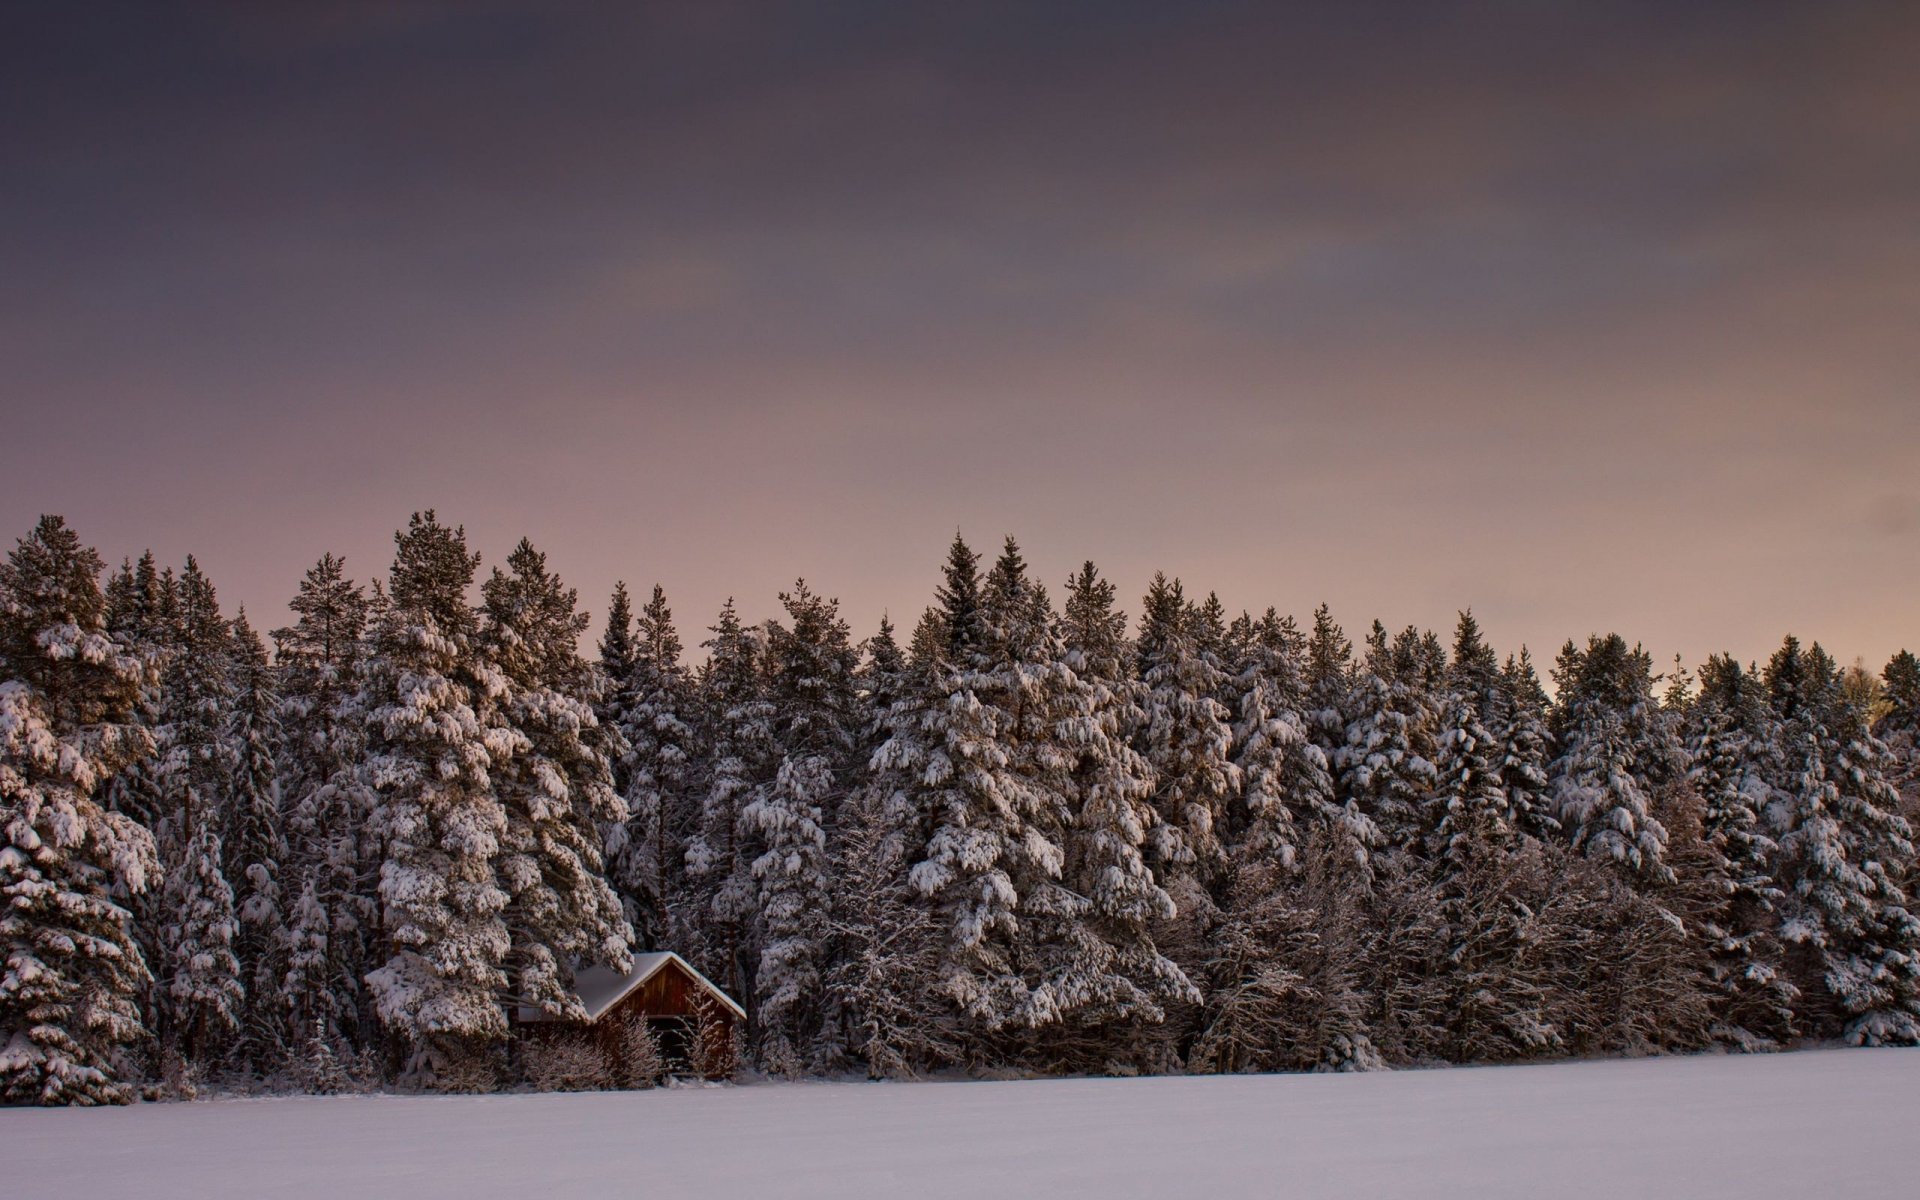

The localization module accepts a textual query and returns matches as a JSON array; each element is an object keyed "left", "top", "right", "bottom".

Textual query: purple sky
[{"left": 3, "top": 1, "right": 1917, "bottom": 672}]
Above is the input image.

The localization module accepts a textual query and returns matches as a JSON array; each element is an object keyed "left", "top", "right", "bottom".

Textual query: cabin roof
[{"left": 519, "top": 951, "right": 746, "bottom": 1024}]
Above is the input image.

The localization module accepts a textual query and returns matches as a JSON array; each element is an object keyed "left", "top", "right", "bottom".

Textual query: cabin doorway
[{"left": 649, "top": 1017, "right": 694, "bottom": 1071}]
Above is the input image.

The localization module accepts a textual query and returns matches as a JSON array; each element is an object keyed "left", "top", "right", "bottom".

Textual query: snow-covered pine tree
[
  {"left": 360, "top": 513, "right": 515, "bottom": 1080},
  {"left": 1765, "top": 638, "right": 1920, "bottom": 1045},
  {"left": 270, "top": 553, "right": 374, "bottom": 1057},
  {"left": 1497, "top": 650, "right": 1557, "bottom": 840},
  {"left": 744, "top": 580, "right": 858, "bottom": 1073},
  {"left": 596, "top": 582, "right": 638, "bottom": 708},
  {"left": 824, "top": 781, "right": 957, "bottom": 1078},
  {"left": 1337, "top": 623, "right": 1438, "bottom": 872},
  {"left": 100, "top": 555, "right": 173, "bottom": 867},
  {"left": 831, "top": 609, "right": 958, "bottom": 1076},
  {"left": 154, "top": 556, "right": 244, "bottom": 1068},
  {"left": 159, "top": 808, "right": 243, "bottom": 1072},
  {"left": 0, "top": 517, "right": 161, "bottom": 1105},
  {"left": 1429, "top": 613, "right": 1513, "bottom": 866},
  {"left": 1134, "top": 574, "right": 1239, "bottom": 891},
  {"left": 480, "top": 540, "right": 633, "bottom": 1024},
  {"left": 880, "top": 537, "right": 1073, "bottom": 1041},
  {"left": 1225, "top": 608, "right": 1333, "bottom": 872},
  {"left": 1878, "top": 650, "right": 1920, "bottom": 825},
  {"left": 1044, "top": 562, "right": 1192, "bottom": 1069},
  {"left": 683, "top": 599, "right": 776, "bottom": 1010},
  {"left": 1684, "top": 654, "right": 1796, "bottom": 1048},
  {"left": 1549, "top": 635, "right": 1676, "bottom": 886},
  {"left": 224, "top": 610, "right": 288, "bottom": 1072},
  {"left": 602, "top": 585, "right": 700, "bottom": 950}
]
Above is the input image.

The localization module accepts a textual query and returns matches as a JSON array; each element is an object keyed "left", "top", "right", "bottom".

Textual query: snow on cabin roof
[{"left": 517, "top": 951, "right": 746, "bottom": 1024}]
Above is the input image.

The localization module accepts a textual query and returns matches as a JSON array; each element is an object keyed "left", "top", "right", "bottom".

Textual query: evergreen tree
[
  {"left": 1226, "top": 609, "right": 1330, "bottom": 874},
  {"left": 683, "top": 599, "right": 776, "bottom": 1010},
  {"left": 602, "top": 584, "right": 699, "bottom": 950},
  {"left": 154, "top": 557, "right": 244, "bottom": 1065},
  {"left": 824, "top": 785, "right": 957, "bottom": 1078},
  {"left": 596, "top": 581, "right": 638, "bottom": 694},
  {"left": 881, "top": 538, "right": 1082, "bottom": 1038},
  {"left": 158, "top": 809, "right": 243, "bottom": 1067},
  {"left": 1337, "top": 623, "right": 1438, "bottom": 870},
  {"left": 1497, "top": 650, "right": 1558, "bottom": 840},
  {"left": 745, "top": 580, "right": 858, "bottom": 1072},
  {"left": 1685, "top": 655, "right": 1796, "bottom": 1047},
  {"left": 1047, "top": 563, "right": 1191, "bottom": 1067},
  {"left": 1134, "top": 574, "right": 1239, "bottom": 888},
  {"left": 0, "top": 517, "right": 161, "bottom": 1105},
  {"left": 480, "top": 539, "right": 633, "bottom": 1023},
  {"left": 1878, "top": 650, "right": 1920, "bottom": 823},
  {"left": 360, "top": 513, "right": 513, "bottom": 1079},
  {"left": 271, "top": 554, "right": 374, "bottom": 1055},
  {"left": 1550, "top": 635, "right": 1676, "bottom": 886},
  {"left": 102, "top": 552, "right": 173, "bottom": 833},
  {"left": 224, "top": 611, "right": 287, "bottom": 1071}
]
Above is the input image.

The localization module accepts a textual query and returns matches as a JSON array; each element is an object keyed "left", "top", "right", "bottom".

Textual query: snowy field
[{"left": 6, "top": 1049, "right": 1917, "bottom": 1199}]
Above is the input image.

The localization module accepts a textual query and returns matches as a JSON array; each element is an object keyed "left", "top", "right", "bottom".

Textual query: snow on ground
[{"left": 5, "top": 1048, "right": 1916, "bottom": 1199}]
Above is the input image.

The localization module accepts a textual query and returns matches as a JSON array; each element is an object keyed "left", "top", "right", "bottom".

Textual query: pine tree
[
  {"left": 683, "top": 599, "right": 776, "bottom": 1010},
  {"left": 159, "top": 809, "right": 243, "bottom": 1068},
  {"left": 597, "top": 582, "right": 638, "bottom": 696},
  {"left": 1337, "top": 623, "right": 1438, "bottom": 870},
  {"left": 102, "top": 552, "right": 173, "bottom": 833},
  {"left": 745, "top": 580, "right": 858, "bottom": 1072},
  {"left": 154, "top": 556, "right": 244, "bottom": 1066},
  {"left": 225, "top": 611, "right": 287, "bottom": 1071},
  {"left": 1226, "top": 609, "right": 1331, "bottom": 874},
  {"left": 0, "top": 517, "right": 162, "bottom": 1105},
  {"left": 480, "top": 539, "right": 633, "bottom": 1023},
  {"left": 825, "top": 785, "right": 957, "bottom": 1078},
  {"left": 360, "top": 513, "right": 514, "bottom": 1079},
  {"left": 271, "top": 554, "right": 374, "bottom": 1055},
  {"left": 1134, "top": 574, "right": 1239, "bottom": 889},
  {"left": 1685, "top": 655, "right": 1796, "bottom": 1047},
  {"left": 881, "top": 538, "right": 1082, "bottom": 1038},
  {"left": 1497, "top": 650, "right": 1557, "bottom": 840},
  {"left": 603, "top": 585, "right": 700, "bottom": 950},
  {"left": 1878, "top": 650, "right": 1920, "bottom": 824},
  {"left": 838, "top": 609, "right": 956, "bottom": 1074},
  {"left": 1550, "top": 635, "right": 1676, "bottom": 886},
  {"left": 1044, "top": 563, "right": 1191, "bottom": 1068}
]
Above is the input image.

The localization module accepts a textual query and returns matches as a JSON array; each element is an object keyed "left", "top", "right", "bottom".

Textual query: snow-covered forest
[{"left": 4, "top": 511, "right": 1918, "bottom": 1106}]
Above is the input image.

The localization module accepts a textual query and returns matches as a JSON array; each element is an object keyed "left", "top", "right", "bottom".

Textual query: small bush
[
  {"left": 524, "top": 1038, "right": 614, "bottom": 1093},
  {"left": 614, "top": 1016, "right": 665, "bottom": 1089}
]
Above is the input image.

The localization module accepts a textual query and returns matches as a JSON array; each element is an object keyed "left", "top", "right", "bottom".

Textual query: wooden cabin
[{"left": 514, "top": 952, "right": 745, "bottom": 1080}]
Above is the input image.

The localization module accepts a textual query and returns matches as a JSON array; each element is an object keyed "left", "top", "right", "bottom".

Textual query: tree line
[{"left": 2, "top": 512, "right": 1917, "bottom": 1105}]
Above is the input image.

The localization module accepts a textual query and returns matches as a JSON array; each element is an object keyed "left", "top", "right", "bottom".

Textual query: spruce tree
[
  {"left": 480, "top": 539, "right": 633, "bottom": 1023},
  {"left": 1498, "top": 650, "right": 1557, "bottom": 840},
  {"left": 360, "top": 513, "right": 513, "bottom": 1079},
  {"left": 1226, "top": 609, "right": 1331, "bottom": 873},
  {"left": 1134, "top": 574, "right": 1239, "bottom": 889},
  {"left": 1047, "top": 563, "right": 1191, "bottom": 1067},
  {"left": 1685, "top": 655, "right": 1796, "bottom": 1047},
  {"left": 1337, "top": 623, "right": 1438, "bottom": 871},
  {"left": 683, "top": 599, "right": 776, "bottom": 1009},
  {"left": 1550, "top": 635, "right": 1676, "bottom": 885},
  {"left": 745, "top": 580, "right": 858, "bottom": 1072},
  {"left": 602, "top": 585, "right": 701, "bottom": 950},
  {"left": 154, "top": 557, "right": 244, "bottom": 1066},
  {"left": 224, "top": 611, "right": 287, "bottom": 1071},
  {"left": 0, "top": 517, "right": 161, "bottom": 1105},
  {"left": 271, "top": 554, "right": 374, "bottom": 1055},
  {"left": 1878, "top": 650, "right": 1920, "bottom": 823}
]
